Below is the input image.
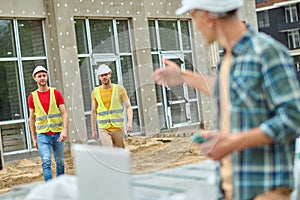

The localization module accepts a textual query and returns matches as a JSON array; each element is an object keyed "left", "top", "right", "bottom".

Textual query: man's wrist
[{"left": 232, "top": 134, "right": 244, "bottom": 151}]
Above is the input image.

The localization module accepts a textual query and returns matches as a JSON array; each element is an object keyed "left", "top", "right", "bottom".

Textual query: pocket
[{"left": 231, "top": 76, "right": 262, "bottom": 108}]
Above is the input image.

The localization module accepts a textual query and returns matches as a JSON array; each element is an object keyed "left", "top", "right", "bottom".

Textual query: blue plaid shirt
[{"left": 214, "top": 25, "right": 300, "bottom": 200}]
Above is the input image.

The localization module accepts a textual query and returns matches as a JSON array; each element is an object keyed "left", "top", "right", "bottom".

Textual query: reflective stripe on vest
[
  {"left": 32, "top": 88, "right": 63, "bottom": 133},
  {"left": 94, "top": 84, "right": 124, "bottom": 129}
]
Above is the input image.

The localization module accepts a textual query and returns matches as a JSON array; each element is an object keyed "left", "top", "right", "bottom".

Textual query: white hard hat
[
  {"left": 95, "top": 64, "right": 111, "bottom": 76},
  {"left": 176, "top": 0, "right": 243, "bottom": 15},
  {"left": 32, "top": 65, "right": 48, "bottom": 77}
]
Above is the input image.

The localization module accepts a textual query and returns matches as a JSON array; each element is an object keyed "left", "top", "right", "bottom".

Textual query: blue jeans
[{"left": 37, "top": 133, "right": 65, "bottom": 181}]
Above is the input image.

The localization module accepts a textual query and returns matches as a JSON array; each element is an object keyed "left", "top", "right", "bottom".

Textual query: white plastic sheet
[{"left": 24, "top": 175, "right": 78, "bottom": 200}]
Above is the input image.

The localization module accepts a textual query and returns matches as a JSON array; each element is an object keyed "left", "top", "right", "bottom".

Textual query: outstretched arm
[{"left": 152, "top": 58, "right": 216, "bottom": 97}]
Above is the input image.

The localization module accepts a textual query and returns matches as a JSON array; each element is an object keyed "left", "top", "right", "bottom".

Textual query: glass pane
[
  {"left": 0, "top": 20, "right": 16, "bottom": 57},
  {"left": 22, "top": 60, "right": 47, "bottom": 100},
  {"left": 290, "top": 6, "right": 298, "bottom": 22},
  {"left": 79, "top": 57, "right": 93, "bottom": 111},
  {"left": 106, "top": 61, "right": 118, "bottom": 83},
  {"left": 157, "top": 105, "right": 167, "bottom": 129},
  {"left": 132, "top": 109, "right": 140, "bottom": 133},
  {"left": 90, "top": 19, "right": 115, "bottom": 53},
  {"left": 85, "top": 114, "right": 92, "bottom": 140},
  {"left": 18, "top": 20, "right": 45, "bottom": 57},
  {"left": 168, "top": 59, "right": 184, "bottom": 101},
  {"left": 158, "top": 21, "right": 180, "bottom": 51},
  {"left": 75, "top": 19, "right": 88, "bottom": 54},
  {"left": 1, "top": 123, "right": 27, "bottom": 153},
  {"left": 121, "top": 56, "right": 136, "bottom": 106},
  {"left": 184, "top": 53, "right": 197, "bottom": 99},
  {"left": 117, "top": 20, "right": 131, "bottom": 53},
  {"left": 181, "top": 21, "right": 191, "bottom": 50},
  {"left": 0, "top": 61, "right": 23, "bottom": 121},
  {"left": 169, "top": 85, "right": 184, "bottom": 101},
  {"left": 190, "top": 102, "right": 199, "bottom": 123},
  {"left": 148, "top": 20, "right": 158, "bottom": 51},
  {"left": 152, "top": 54, "right": 163, "bottom": 103},
  {"left": 171, "top": 103, "right": 187, "bottom": 124}
]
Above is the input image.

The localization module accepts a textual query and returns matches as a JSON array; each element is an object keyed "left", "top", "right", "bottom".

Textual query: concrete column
[
  {"left": 131, "top": 15, "right": 161, "bottom": 136},
  {"left": 44, "top": 0, "right": 88, "bottom": 146}
]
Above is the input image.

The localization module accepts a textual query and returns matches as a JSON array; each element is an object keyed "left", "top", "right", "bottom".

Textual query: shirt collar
[{"left": 231, "top": 24, "right": 256, "bottom": 56}]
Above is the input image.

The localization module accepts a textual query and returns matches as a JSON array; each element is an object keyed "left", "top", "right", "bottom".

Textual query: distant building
[{"left": 256, "top": 0, "right": 300, "bottom": 80}]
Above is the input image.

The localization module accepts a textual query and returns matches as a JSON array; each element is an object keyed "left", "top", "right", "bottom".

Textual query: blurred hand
[
  {"left": 32, "top": 138, "right": 38, "bottom": 149},
  {"left": 152, "top": 58, "right": 185, "bottom": 87},
  {"left": 58, "top": 131, "right": 67, "bottom": 142},
  {"left": 126, "top": 123, "right": 133, "bottom": 133},
  {"left": 92, "top": 130, "right": 99, "bottom": 141},
  {"left": 198, "top": 131, "right": 236, "bottom": 160}
]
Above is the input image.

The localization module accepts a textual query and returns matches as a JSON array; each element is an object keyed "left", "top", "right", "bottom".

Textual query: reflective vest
[
  {"left": 32, "top": 88, "right": 63, "bottom": 133},
  {"left": 94, "top": 84, "right": 124, "bottom": 129}
]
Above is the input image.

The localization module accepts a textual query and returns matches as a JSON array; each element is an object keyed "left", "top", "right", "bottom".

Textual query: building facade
[
  {"left": 0, "top": 0, "right": 257, "bottom": 159},
  {"left": 256, "top": 0, "right": 300, "bottom": 79}
]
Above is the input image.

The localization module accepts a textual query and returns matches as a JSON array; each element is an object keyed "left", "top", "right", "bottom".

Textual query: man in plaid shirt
[{"left": 152, "top": 0, "right": 300, "bottom": 199}]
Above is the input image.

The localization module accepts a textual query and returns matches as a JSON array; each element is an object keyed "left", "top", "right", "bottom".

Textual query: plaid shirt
[{"left": 214, "top": 25, "right": 300, "bottom": 200}]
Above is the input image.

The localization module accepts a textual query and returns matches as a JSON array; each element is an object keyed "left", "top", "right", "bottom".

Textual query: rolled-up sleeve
[{"left": 260, "top": 46, "right": 300, "bottom": 143}]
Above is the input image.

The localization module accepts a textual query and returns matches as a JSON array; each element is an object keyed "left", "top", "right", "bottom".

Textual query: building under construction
[{"left": 0, "top": 0, "right": 257, "bottom": 163}]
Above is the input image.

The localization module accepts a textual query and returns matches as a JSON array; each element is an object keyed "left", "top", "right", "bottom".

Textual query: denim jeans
[{"left": 37, "top": 133, "right": 65, "bottom": 181}]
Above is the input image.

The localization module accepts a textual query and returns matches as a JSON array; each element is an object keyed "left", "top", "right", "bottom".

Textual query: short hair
[{"left": 209, "top": 9, "right": 238, "bottom": 18}]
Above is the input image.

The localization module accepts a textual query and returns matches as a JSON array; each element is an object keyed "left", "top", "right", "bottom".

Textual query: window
[
  {"left": 257, "top": 11, "right": 270, "bottom": 28},
  {"left": 285, "top": 5, "right": 298, "bottom": 23},
  {"left": 74, "top": 18, "right": 140, "bottom": 137},
  {"left": 287, "top": 30, "right": 300, "bottom": 49},
  {"left": 149, "top": 19, "right": 200, "bottom": 129},
  {"left": 0, "top": 19, "right": 47, "bottom": 153}
]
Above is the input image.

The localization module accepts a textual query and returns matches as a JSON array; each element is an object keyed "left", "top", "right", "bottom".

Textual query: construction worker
[
  {"left": 91, "top": 64, "right": 133, "bottom": 148},
  {"left": 152, "top": 0, "right": 300, "bottom": 199},
  {"left": 28, "top": 65, "right": 68, "bottom": 181}
]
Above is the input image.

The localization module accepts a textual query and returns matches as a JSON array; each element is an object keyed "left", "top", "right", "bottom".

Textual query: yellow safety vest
[
  {"left": 32, "top": 88, "right": 63, "bottom": 133},
  {"left": 94, "top": 84, "right": 124, "bottom": 129}
]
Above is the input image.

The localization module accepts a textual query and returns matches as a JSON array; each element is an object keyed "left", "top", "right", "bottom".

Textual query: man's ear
[{"left": 204, "top": 11, "right": 215, "bottom": 28}]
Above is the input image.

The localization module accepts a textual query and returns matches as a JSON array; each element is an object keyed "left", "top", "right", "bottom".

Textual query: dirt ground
[{"left": 0, "top": 135, "right": 207, "bottom": 194}]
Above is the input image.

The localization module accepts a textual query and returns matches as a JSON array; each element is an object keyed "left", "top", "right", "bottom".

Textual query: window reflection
[
  {"left": 18, "top": 20, "right": 45, "bottom": 57},
  {"left": 0, "top": 62, "right": 23, "bottom": 121},
  {"left": 90, "top": 19, "right": 115, "bottom": 53},
  {"left": 0, "top": 20, "right": 16, "bottom": 57}
]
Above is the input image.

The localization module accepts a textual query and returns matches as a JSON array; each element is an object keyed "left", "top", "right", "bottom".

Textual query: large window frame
[
  {"left": 285, "top": 5, "right": 299, "bottom": 23},
  {"left": 0, "top": 19, "right": 48, "bottom": 154},
  {"left": 149, "top": 19, "right": 200, "bottom": 129},
  {"left": 257, "top": 10, "right": 270, "bottom": 28},
  {"left": 287, "top": 29, "right": 300, "bottom": 49}
]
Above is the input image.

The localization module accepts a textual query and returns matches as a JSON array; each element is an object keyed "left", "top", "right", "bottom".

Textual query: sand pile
[{"left": 0, "top": 136, "right": 206, "bottom": 194}]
